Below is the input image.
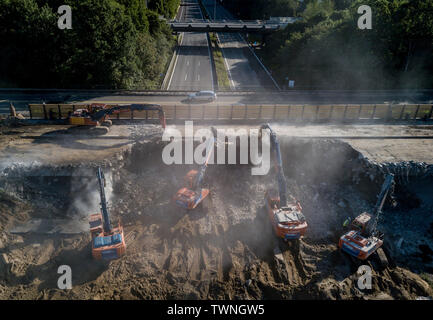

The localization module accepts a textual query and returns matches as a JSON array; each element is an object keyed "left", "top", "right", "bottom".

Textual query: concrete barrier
[{"left": 28, "top": 103, "right": 433, "bottom": 123}]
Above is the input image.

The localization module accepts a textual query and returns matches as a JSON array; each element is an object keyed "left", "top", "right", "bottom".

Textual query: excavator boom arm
[
  {"left": 370, "top": 173, "right": 394, "bottom": 235},
  {"left": 194, "top": 128, "right": 217, "bottom": 190},
  {"left": 374, "top": 174, "right": 395, "bottom": 215},
  {"left": 260, "top": 124, "right": 288, "bottom": 207},
  {"left": 90, "top": 104, "right": 166, "bottom": 128},
  {"left": 97, "top": 167, "right": 112, "bottom": 234}
]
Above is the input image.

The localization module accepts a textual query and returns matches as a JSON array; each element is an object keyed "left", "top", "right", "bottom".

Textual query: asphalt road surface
[
  {"left": 203, "top": 0, "right": 263, "bottom": 90},
  {"left": 168, "top": 0, "right": 214, "bottom": 91},
  {"left": 2, "top": 90, "right": 433, "bottom": 114}
]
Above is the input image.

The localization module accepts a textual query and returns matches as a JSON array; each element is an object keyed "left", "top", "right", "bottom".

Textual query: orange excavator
[
  {"left": 89, "top": 167, "right": 126, "bottom": 260},
  {"left": 339, "top": 174, "right": 394, "bottom": 262},
  {"left": 261, "top": 124, "right": 308, "bottom": 240},
  {"left": 173, "top": 127, "right": 217, "bottom": 210},
  {"left": 69, "top": 103, "right": 166, "bottom": 134}
]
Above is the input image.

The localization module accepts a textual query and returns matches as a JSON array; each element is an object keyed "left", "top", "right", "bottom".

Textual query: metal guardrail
[
  {"left": 169, "top": 21, "right": 283, "bottom": 33},
  {"left": 3, "top": 88, "right": 433, "bottom": 94},
  {"left": 28, "top": 104, "right": 433, "bottom": 122},
  {"left": 0, "top": 88, "right": 275, "bottom": 95}
]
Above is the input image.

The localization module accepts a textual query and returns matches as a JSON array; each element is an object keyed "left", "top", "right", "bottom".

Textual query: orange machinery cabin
[
  {"left": 339, "top": 212, "right": 382, "bottom": 260},
  {"left": 339, "top": 229, "right": 383, "bottom": 260},
  {"left": 89, "top": 213, "right": 126, "bottom": 260},
  {"left": 265, "top": 190, "right": 307, "bottom": 240},
  {"left": 173, "top": 169, "right": 210, "bottom": 210},
  {"left": 184, "top": 170, "right": 198, "bottom": 188},
  {"left": 69, "top": 103, "right": 108, "bottom": 126},
  {"left": 173, "top": 187, "right": 209, "bottom": 210},
  {"left": 351, "top": 212, "right": 373, "bottom": 234}
]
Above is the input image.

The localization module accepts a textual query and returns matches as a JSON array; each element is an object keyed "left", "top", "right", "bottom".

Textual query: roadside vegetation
[
  {"left": 223, "top": 0, "right": 433, "bottom": 89},
  {"left": 0, "top": 0, "right": 180, "bottom": 89},
  {"left": 209, "top": 33, "right": 231, "bottom": 90}
]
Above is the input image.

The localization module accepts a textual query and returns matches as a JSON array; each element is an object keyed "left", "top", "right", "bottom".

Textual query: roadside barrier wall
[{"left": 28, "top": 104, "right": 433, "bottom": 122}]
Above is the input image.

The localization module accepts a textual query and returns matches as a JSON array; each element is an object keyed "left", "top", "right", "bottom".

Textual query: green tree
[{"left": 0, "top": 0, "right": 176, "bottom": 89}]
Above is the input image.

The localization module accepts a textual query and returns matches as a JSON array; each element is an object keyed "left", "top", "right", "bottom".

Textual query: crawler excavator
[
  {"left": 261, "top": 124, "right": 308, "bottom": 240},
  {"left": 339, "top": 174, "right": 394, "bottom": 263},
  {"left": 89, "top": 167, "right": 126, "bottom": 260},
  {"left": 173, "top": 128, "right": 217, "bottom": 210},
  {"left": 69, "top": 103, "right": 166, "bottom": 134}
]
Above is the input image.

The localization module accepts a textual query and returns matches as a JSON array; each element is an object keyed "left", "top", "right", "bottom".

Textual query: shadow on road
[{"left": 25, "top": 127, "right": 133, "bottom": 151}]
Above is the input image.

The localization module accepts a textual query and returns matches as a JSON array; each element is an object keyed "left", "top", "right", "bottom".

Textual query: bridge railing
[
  {"left": 28, "top": 104, "right": 433, "bottom": 122},
  {"left": 170, "top": 19, "right": 275, "bottom": 24}
]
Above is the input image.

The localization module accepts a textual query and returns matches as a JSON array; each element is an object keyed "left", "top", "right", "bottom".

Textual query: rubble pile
[{"left": 0, "top": 136, "right": 432, "bottom": 299}]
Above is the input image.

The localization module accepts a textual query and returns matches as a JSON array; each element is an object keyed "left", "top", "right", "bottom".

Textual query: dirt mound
[{"left": 0, "top": 137, "right": 432, "bottom": 299}]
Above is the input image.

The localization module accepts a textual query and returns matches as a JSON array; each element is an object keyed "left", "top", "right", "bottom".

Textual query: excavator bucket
[
  {"left": 89, "top": 213, "right": 103, "bottom": 236},
  {"left": 184, "top": 170, "right": 198, "bottom": 189}
]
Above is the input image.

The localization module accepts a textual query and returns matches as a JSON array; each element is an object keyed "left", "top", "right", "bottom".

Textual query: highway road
[
  {"left": 168, "top": 0, "right": 214, "bottom": 91},
  {"left": 2, "top": 90, "right": 433, "bottom": 114},
  {"left": 202, "top": 0, "right": 263, "bottom": 90}
]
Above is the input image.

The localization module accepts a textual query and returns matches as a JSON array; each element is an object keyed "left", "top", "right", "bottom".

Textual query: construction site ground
[{"left": 0, "top": 122, "right": 433, "bottom": 300}]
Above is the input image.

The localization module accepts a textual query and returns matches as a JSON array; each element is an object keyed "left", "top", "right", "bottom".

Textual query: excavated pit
[{"left": 0, "top": 136, "right": 433, "bottom": 299}]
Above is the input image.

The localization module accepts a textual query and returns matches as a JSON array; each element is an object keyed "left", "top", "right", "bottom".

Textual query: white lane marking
[
  {"left": 187, "top": 61, "right": 189, "bottom": 66},
  {"left": 198, "top": 74, "right": 200, "bottom": 81},
  {"left": 167, "top": 32, "right": 184, "bottom": 90},
  {"left": 198, "top": 2, "right": 214, "bottom": 91},
  {"left": 212, "top": 1, "right": 268, "bottom": 90},
  {"left": 198, "top": 61, "right": 200, "bottom": 66},
  {"left": 185, "top": 74, "right": 188, "bottom": 81}
]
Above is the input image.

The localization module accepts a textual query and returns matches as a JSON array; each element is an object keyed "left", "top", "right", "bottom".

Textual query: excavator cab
[
  {"left": 260, "top": 123, "right": 309, "bottom": 242},
  {"left": 265, "top": 189, "right": 280, "bottom": 209},
  {"left": 70, "top": 103, "right": 110, "bottom": 127},
  {"left": 265, "top": 191, "right": 307, "bottom": 240},
  {"left": 339, "top": 174, "right": 394, "bottom": 261},
  {"left": 339, "top": 230, "right": 383, "bottom": 260},
  {"left": 350, "top": 212, "right": 372, "bottom": 234},
  {"left": 173, "top": 128, "right": 216, "bottom": 210},
  {"left": 89, "top": 213, "right": 103, "bottom": 236},
  {"left": 91, "top": 223, "right": 126, "bottom": 260},
  {"left": 174, "top": 187, "right": 210, "bottom": 210},
  {"left": 89, "top": 167, "right": 126, "bottom": 260},
  {"left": 173, "top": 169, "right": 211, "bottom": 209},
  {"left": 184, "top": 170, "right": 198, "bottom": 189}
]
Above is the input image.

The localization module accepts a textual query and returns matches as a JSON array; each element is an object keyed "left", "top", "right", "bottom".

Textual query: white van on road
[{"left": 187, "top": 91, "right": 217, "bottom": 102}]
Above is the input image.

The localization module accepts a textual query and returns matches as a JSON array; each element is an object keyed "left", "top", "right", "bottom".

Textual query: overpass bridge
[{"left": 168, "top": 19, "right": 297, "bottom": 34}]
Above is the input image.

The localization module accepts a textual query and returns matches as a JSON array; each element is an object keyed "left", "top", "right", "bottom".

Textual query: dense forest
[
  {"left": 0, "top": 0, "right": 180, "bottom": 89},
  {"left": 225, "top": 0, "right": 433, "bottom": 89}
]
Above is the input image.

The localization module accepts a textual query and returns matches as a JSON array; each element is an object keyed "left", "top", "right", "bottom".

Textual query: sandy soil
[{"left": 0, "top": 123, "right": 433, "bottom": 300}]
